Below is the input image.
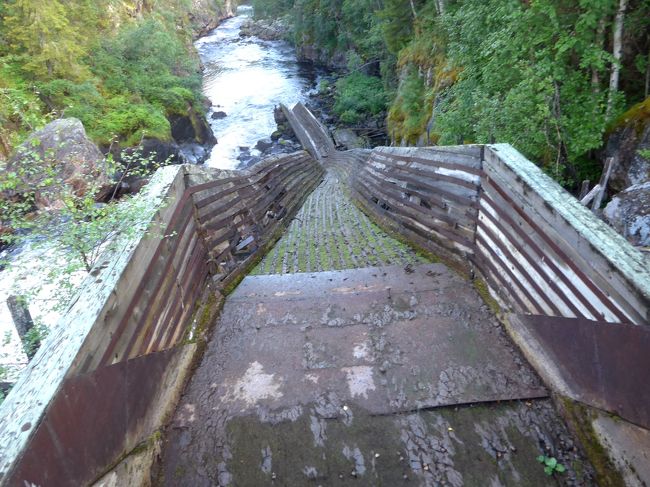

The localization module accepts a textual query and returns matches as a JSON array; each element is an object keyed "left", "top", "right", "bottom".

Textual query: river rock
[
  {"left": 3, "top": 118, "right": 111, "bottom": 210},
  {"left": 211, "top": 111, "right": 228, "bottom": 120},
  {"left": 603, "top": 97, "right": 650, "bottom": 193},
  {"left": 239, "top": 17, "right": 288, "bottom": 41},
  {"left": 333, "top": 128, "right": 369, "bottom": 150},
  {"left": 604, "top": 181, "right": 650, "bottom": 247},
  {"left": 170, "top": 103, "right": 217, "bottom": 146},
  {"left": 274, "top": 105, "right": 287, "bottom": 125},
  {"left": 256, "top": 138, "right": 274, "bottom": 152}
]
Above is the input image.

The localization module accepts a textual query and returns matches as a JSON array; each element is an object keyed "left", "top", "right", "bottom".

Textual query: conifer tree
[{"left": 3, "top": 0, "right": 88, "bottom": 80}]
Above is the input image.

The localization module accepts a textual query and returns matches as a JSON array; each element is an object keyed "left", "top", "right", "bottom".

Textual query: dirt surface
[
  {"left": 252, "top": 172, "right": 425, "bottom": 275},
  {"left": 158, "top": 265, "right": 597, "bottom": 486}
]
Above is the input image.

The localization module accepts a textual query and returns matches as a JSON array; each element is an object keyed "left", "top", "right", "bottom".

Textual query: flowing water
[
  {"left": 0, "top": 5, "right": 320, "bottom": 380},
  {"left": 197, "top": 5, "right": 319, "bottom": 169}
]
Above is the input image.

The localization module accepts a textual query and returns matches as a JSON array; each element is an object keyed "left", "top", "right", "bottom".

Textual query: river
[
  {"left": 0, "top": 5, "right": 321, "bottom": 382},
  {"left": 197, "top": 5, "right": 319, "bottom": 169}
]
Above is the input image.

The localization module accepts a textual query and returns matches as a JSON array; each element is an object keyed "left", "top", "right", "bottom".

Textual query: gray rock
[
  {"left": 255, "top": 138, "right": 274, "bottom": 152},
  {"left": 603, "top": 107, "right": 650, "bottom": 192},
  {"left": 4, "top": 118, "right": 111, "bottom": 209},
  {"left": 333, "top": 128, "right": 369, "bottom": 150},
  {"left": 211, "top": 111, "right": 228, "bottom": 120},
  {"left": 604, "top": 181, "right": 650, "bottom": 247},
  {"left": 239, "top": 18, "right": 287, "bottom": 41}
]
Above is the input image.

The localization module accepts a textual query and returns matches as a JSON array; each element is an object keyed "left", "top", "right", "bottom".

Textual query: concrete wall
[{"left": 0, "top": 153, "right": 323, "bottom": 487}]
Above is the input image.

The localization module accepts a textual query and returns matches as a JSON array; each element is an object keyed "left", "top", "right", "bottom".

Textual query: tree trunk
[
  {"left": 409, "top": 0, "right": 418, "bottom": 19},
  {"left": 437, "top": 0, "right": 446, "bottom": 16},
  {"left": 592, "top": 17, "right": 606, "bottom": 93},
  {"left": 606, "top": 0, "right": 628, "bottom": 118},
  {"left": 645, "top": 51, "right": 650, "bottom": 98},
  {"left": 7, "top": 295, "right": 39, "bottom": 360}
]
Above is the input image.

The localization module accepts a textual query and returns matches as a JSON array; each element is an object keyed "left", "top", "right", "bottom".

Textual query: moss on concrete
[
  {"left": 473, "top": 277, "right": 501, "bottom": 316},
  {"left": 559, "top": 397, "right": 626, "bottom": 487},
  {"left": 254, "top": 173, "right": 425, "bottom": 275}
]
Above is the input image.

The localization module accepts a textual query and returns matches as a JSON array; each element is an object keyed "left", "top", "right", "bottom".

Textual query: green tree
[
  {"left": 2, "top": 0, "right": 88, "bottom": 80},
  {"left": 434, "top": 0, "right": 616, "bottom": 185}
]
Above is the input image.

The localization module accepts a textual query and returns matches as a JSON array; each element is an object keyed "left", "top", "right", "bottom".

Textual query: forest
[
  {"left": 254, "top": 0, "right": 650, "bottom": 187},
  {"left": 0, "top": 0, "right": 231, "bottom": 159}
]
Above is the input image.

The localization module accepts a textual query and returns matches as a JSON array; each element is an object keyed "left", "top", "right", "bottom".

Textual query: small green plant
[
  {"left": 639, "top": 149, "right": 650, "bottom": 160},
  {"left": 537, "top": 455, "right": 566, "bottom": 476}
]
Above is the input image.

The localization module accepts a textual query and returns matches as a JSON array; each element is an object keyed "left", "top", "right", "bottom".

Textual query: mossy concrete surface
[
  {"left": 252, "top": 172, "right": 426, "bottom": 275},
  {"left": 158, "top": 264, "right": 597, "bottom": 486}
]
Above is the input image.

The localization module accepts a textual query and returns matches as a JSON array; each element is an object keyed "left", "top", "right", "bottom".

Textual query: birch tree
[{"left": 606, "top": 0, "right": 628, "bottom": 118}]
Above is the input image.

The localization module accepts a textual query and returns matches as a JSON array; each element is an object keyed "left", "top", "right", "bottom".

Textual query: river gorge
[{"left": 0, "top": 4, "right": 322, "bottom": 384}]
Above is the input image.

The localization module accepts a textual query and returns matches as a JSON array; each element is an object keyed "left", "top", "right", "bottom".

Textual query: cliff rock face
[
  {"left": 189, "top": 0, "right": 236, "bottom": 37},
  {"left": 604, "top": 182, "right": 650, "bottom": 247},
  {"left": 601, "top": 98, "right": 650, "bottom": 248},
  {"left": 604, "top": 98, "right": 650, "bottom": 193}
]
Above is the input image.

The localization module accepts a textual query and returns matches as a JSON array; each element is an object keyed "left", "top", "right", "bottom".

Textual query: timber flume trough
[{"left": 0, "top": 103, "right": 648, "bottom": 486}]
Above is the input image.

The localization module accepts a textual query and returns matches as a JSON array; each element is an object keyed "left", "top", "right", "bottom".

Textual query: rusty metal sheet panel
[
  {"left": 517, "top": 314, "right": 650, "bottom": 429},
  {"left": 5, "top": 348, "right": 179, "bottom": 487}
]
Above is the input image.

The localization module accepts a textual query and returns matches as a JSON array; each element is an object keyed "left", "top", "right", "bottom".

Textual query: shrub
[{"left": 333, "top": 72, "right": 387, "bottom": 124}]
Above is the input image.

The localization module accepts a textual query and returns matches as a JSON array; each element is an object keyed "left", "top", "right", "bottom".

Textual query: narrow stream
[{"left": 197, "top": 5, "right": 319, "bottom": 169}]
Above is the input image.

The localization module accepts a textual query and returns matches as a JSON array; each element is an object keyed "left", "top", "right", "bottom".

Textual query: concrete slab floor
[{"left": 156, "top": 265, "right": 598, "bottom": 486}]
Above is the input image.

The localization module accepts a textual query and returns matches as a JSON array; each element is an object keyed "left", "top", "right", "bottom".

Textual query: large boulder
[
  {"left": 169, "top": 103, "right": 217, "bottom": 146},
  {"left": 604, "top": 181, "right": 650, "bottom": 247},
  {"left": 3, "top": 118, "right": 111, "bottom": 210},
  {"left": 333, "top": 128, "right": 369, "bottom": 150},
  {"left": 239, "top": 17, "right": 288, "bottom": 41},
  {"left": 603, "top": 97, "right": 650, "bottom": 193}
]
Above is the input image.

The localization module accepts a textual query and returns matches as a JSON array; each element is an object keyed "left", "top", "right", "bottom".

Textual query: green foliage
[
  {"left": 0, "top": 0, "right": 207, "bottom": 155},
  {"left": 0, "top": 146, "right": 170, "bottom": 336},
  {"left": 333, "top": 73, "right": 388, "bottom": 124},
  {"left": 537, "top": 455, "right": 567, "bottom": 476},
  {"left": 21, "top": 322, "right": 49, "bottom": 358},
  {"left": 432, "top": 0, "right": 620, "bottom": 186},
  {"left": 388, "top": 68, "right": 431, "bottom": 144},
  {"left": 2, "top": 0, "right": 89, "bottom": 80},
  {"left": 0, "top": 60, "right": 50, "bottom": 156},
  {"left": 252, "top": 0, "right": 294, "bottom": 18},
  {"left": 379, "top": 0, "right": 421, "bottom": 54}
]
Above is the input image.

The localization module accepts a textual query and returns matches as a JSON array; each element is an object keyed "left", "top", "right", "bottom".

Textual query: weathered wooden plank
[
  {"left": 482, "top": 174, "right": 630, "bottom": 323},
  {"left": 485, "top": 146, "right": 647, "bottom": 323},
  {"left": 133, "top": 232, "right": 204, "bottom": 358},
  {"left": 372, "top": 148, "right": 483, "bottom": 176},
  {"left": 359, "top": 163, "right": 478, "bottom": 231},
  {"left": 354, "top": 181, "right": 474, "bottom": 255},
  {"left": 356, "top": 171, "right": 476, "bottom": 244},
  {"left": 480, "top": 190, "right": 601, "bottom": 320},
  {"left": 98, "top": 201, "right": 195, "bottom": 368},
  {"left": 369, "top": 153, "right": 481, "bottom": 191},
  {"left": 475, "top": 233, "right": 542, "bottom": 314},
  {"left": 377, "top": 144, "right": 484, "bottom": 165},
  {"left": 476, "top": 219, "right": 557, "bottom": 316},
  {"left": 361, "top": 159, "right": 480, "bottom": 208}
]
